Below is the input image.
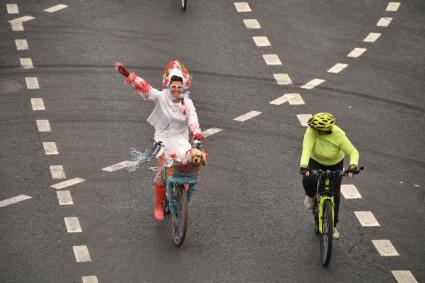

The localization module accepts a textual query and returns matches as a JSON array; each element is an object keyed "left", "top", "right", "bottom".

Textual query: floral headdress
[{"left": 162, "top": 60, "right": 192, "bottom": 89}]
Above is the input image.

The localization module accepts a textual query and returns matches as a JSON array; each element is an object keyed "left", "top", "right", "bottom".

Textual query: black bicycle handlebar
[{"left": 303, "top": 166, "right": 364, "bottom": 176}]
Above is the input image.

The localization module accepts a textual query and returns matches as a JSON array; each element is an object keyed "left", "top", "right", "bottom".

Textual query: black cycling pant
[{"left": 302, "top": 159, "right": 343, "bottom": 226}]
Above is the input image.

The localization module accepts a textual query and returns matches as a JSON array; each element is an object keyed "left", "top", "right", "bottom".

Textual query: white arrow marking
[
  {"left": 51, "top": 178, "right": 85, "bottom": 190},
  {"left": 0, "top": 194, "right": 32, "bottom": 208},
  {"left": 8, "top": 16, "right": 34, "bottom": 23},
  {"left": 102, "top": 161, "right": 130, "bottom": 172},
  {"left": 44, "top": 4, "right": 68, "bottom": 13}
]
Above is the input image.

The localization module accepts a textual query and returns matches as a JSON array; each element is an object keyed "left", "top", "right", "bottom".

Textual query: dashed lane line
[
  {"left": 51, "top": 178, "right": 85, "bottom": 190},
  {"left": 234, "top": 2, "right": 252, "bottom": 13},
  {"left": 203, "top": 127, "right": 223, "bottom": 137},
  {"left": 377, "top": 17, "right": 392, "bottom": 27},
  {"left": 263, "top": 54, "right": 282, "bottom": 65},
  {"left": 392, "top": 271, "right": 419, "bottom": 283},
  {"left": 233, "top": 110, "right": 262, "bottom": 122},
  {"left": 20, "top": 57, "right": 33, "bottom": 69},
  {"left": 270, "top": 93, "right": 304, "bottom": 105},
  {"left": 10, "top": 21, "right": 23, "bottom": 31},
  {"left": 15, "top": 39, "right": 29, "bottom": 50},
  {"left": 354, "top": 211, "right": 381, "bottom": 227},
  {"left": 327, "top": 63, "right": 348, "bottom": 74},
  {"left": 6, "top": 4, "right": 19, "bottom": 14},
  {"left": 44, "top": 4, "right": 68, "bottom": 13},
  {"left": 273, "top": 73, "right": 292, "bottom": 85},
  {"left": 243, "top": 19, "right": 261, "bottom": 29},
  {"left": 0, "top": 194, "right": 32, "bottom": 208},
  {"left": 64, "top": 217, "right": 82, "bottom": 233},
  {"left": 372, "top": 240, "right": 400, "bottom": 256},
  {"left": 56, "top": 190, "right": 74, "bottom": 205},
  {"left": 73, "top": 245, "right": 92, "bottom": 263},
  {"left": 341, "top": 184, "right": 362, "bottom": 199},
  {"left": 43, "top": 142, "right": 59, "bottom": 155},
  {"left": 253, "top": 36, "right": 271, "bottom": 47},
  {"left": 386, "top": 2, "right": 401, "bottom": 12},
  {"left": 36, "top": 120, "right": 51, "bottom": 132},
  {"left": 102, "top": 160, "right": 130, "bottom": 172},
  {"left": 296, "top": 114, "right": 312, "bottom": 126},
  {"left": 50, "top": 165, "right": 66, "bottom": 179},
  {"left": 347, "top": 48, "right": 367, "bottom": 58},
  {"left": 300, "top": 79, "right": 325, "bottom": 89},
  {"left": 82, "top": 276, "right": 99, "bottom": 283},
  {"left": 26, "top": 77, "right": 40, "bottom": 89},
  {"left": 363, "top": 32, "right": 382, "bottom": 43},
  {"left": 31, "top": 98, "right": 45, "bottom": 110}
]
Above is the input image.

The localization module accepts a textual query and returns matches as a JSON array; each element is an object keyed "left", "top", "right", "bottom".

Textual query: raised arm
[{"left": 186, "top": 99, "right": 205, "bottom": 142}]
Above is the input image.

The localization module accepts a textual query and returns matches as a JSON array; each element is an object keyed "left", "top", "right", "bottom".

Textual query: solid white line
[
  {"left": 354, "top": 211, "right": 380, "bottom": 226},
  {"left": 243, "top": 19, "right": 261, "bottom": 29},
  {"left": 203, "top": 127, "right": 223, "bottom": 137},
  {"left": 44, "top": 4, "right": 68, "bottom": 13},
  {"left": 26, "top": 77, "right": 40, "bottom": 89},
  {"left": 102, "top": 161, "right": 130, "bottom": 172},
  {"left": 36, "top": 120, "right": 51, "bottom": 132},
  {"left": 297, "top": 114, "right": 312, "bottom": 126},
  {"left": 73, "top": 245, "right": 91, "bottom": 263},
  {"left": 64, "top": 217, "right": 82, "bottom": 233},
  {"left": 31, "top": 98, "right": 45, "bottom": 110},
  {"left": 15, "top": 39, "right": 28, "bottom": 50},
  {"left": 9, "top": 16, "right": 34, "bottom": 23},
  {"left": 392, "top": 271, "right": 418, "bottom": 283},
  {"left": 43, "top": 142, "right": 59, "bottom": 155},
  {"left": 341, "top": 184, "right": 362, "bottom": 199},
  {"left": 363, "top": 32, "right": 382, "bottom": 43},
  {"left": 82, "top": 276, "right": 99, "bottom": 283},
  {"left": 347, "top": 48, "right": 367, "bottom": 58},
  {"left": 20, "top": 58, "right": 33, "bottom": 69},
  {"left": 50, "top": 165, "right": 66, "bottom": 179},
  {"left": 234, "top": 2, "right": 251, "bottom": 12},
  {"left": 56, "top": 190, "right": 73, "bottom": 205},
  {"left": 51, "top": 178, "right": 85, "bottom": 190},
  {"left": 270, "top": 93, "right": 304, "bottom": 105},
  {"left": 263, "top": 54, "right": 282, "bottom": 65},
  {"left": 386, "top": 2, "right": 400, "bottom": 12},
  {"left": 10, "top": 22, "right": 23, "bottom": 31},
  {"left": 327, "top": 63, "right": 348, "bottom": 74},
  {"left": 273, "top": 73, "right": 292, "bottom": 85},
  {"left": 377, "top": 17, "right": 392, "bottom": 27},
  {"left": 233, "top": 111, "right": 262, "bottom": 122},
  {"left": 0, "top": 194, "right": 31, "bottom": 208},
  {"left": 6, "top": 4, "right": 19, "bottom": 14},
  {"left": 253, "top": 36, "right": 271, "bottom": 47},
  {"left": 372, "top": 240, "right": 399, "bottom": 256},
  {"left": 301, "top": 79, "right": 325, "bottom": 89}
]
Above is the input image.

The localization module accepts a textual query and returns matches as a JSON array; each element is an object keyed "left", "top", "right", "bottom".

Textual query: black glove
[
  {"left": 348, "top": 164, "right": 360, "bottom": 174},
  {"left": 299, "top": 166, "right": 309, "bottom": 175}
]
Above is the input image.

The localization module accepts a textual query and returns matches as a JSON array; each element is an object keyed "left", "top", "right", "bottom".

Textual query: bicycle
[{"left": 306, "top": 167, "right": 363, "bottom": 267}]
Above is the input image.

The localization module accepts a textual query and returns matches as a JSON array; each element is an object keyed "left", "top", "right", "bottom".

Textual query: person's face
[{"left": 169, "top": 81, "right": 183, "bottom": 98}]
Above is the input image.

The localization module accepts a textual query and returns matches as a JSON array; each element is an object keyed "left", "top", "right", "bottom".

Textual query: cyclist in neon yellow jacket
[{"left": 300, "top": 112, "right": 359, "bottom": 240}]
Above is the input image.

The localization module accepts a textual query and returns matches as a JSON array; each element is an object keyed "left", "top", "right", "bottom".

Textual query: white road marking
[
  {"left": 341, "top": 184, "right": 362, "bottom": 199},
  {"left": 203, "top": 127, "right": 223, "bottom": 137},
  {"left": 15, "top": 39, "right": 28, "bottom": 50},
  {"left": 9, "top": 16, "right": 34, "bottom": 23},
  {"left": 64, "top": 217, "right": 82, "bottom": 233},
  {"left": 243, "top": 19, "right": 261, "bottom": 29},
  {"left": 354, "top": 211, "right": 380, "bottom": 226},
  {"left": 327, "top": 63, "right": 348, "bottom": 74},
  {"left": 20, "top": 58, "right": 33, "bottom": 69},
  {"left": 10, "top": 21, "right": 23, "bottom": 31},
  {"left": 56, "top": 190, "right": 73, "bottom": 205},
  {"left": 82, "top": 276, "right": 99, "bottom": 283},
  {"left": 386, "top": 2, "right": 400, "bottom": 12},
  {"left": 73, "top": 245, "right": 91, "bottom": 263},
  {"left": 273, "top": 73, "right": 292, "bottom": 85},
  {"left": 297, "top": 114, "right": 312, "bottom": 126},
  {"left": 31, "top": 98, "right": 45, "bottom": 110},
  {"left": 363, "top": 32, "right": 382, "bottom": 43},
  {"left": 44, "top": 4, "right": 68, "bottom": 13},
  {"left": 36, "top": 120, "right": 51, "bottom": 132},
  {"left": 392, "top": 271, "right": 418, "bottom": 283},
  {"left": 43, "top": 142, "right": 59, "bottom": 155},
  {"left": 301, "top": 79, "right": 325, "bottom": 89},
  {"left": 377, "top": 17, "right": 392, "bottom": 27},
  {"left": 372, "top": 240, "right": 399, "bottom": 256},
  {"left": 0, "top": 194, "right": 31, "bottom": 208},
  {"left": 6, "top": 4, "right": 19, "bottom": 14},
  {"left": 233, "top": 111, "right": 262, "bottom": 122},
  {"left": 234, "top": 2, "right": 251, "bottom": 12},
  {"left": 263, "top": 54, "right": 282, "bottom": 65},
  {"left": 102, "top": 160, "right": 130, "bottom": 172},
  {"left": 347, "top": 48, "right": 367, "bottom": 58},
  {"left": 253, "top": 36, "right": 271, "bottom": 47},
  {"left": 270, "top": 93, "right": 304, "bottom": 105},
  {"left": 51, "top": 178, "right": 85, "bottom": 190},
  {"left": 50, "top": 165, "right": 66, "bottom": 179},
  {"left": 413, "top": 184, "right": 420, "bottom": 187},
  {"left": 26, "top": 77, "right": 40, "bottom": 89}
]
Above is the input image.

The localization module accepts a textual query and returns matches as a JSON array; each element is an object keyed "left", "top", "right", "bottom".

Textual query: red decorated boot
[{"left": 154, "top": 184, "right": 166, "bottom": 221}]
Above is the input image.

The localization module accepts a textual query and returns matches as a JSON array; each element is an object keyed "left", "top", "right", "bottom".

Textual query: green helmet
[{"left": 307, "top": 112, "right": 335, "bottom": 131}]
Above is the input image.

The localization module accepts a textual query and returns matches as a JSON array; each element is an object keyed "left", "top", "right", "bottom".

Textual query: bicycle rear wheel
[
  {"left": 171, "top": 186, "right": 188, "bottom": 247},
  {"left": 180, "top": 0, "right": 187, "bottom": 11},
  {"left": 320, "top": 200, "right": 333, "bottom": 267}
]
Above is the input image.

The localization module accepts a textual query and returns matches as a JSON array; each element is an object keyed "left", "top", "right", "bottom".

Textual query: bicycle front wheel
[
  {"left": 171, "top": 186, "right": 188, "bottom": 247},
  {"left": 181, "top": 0, "right": 187, "bottom": 11},
  {"left": 320, "top": 200, "right": 333, "bottom": 267}
]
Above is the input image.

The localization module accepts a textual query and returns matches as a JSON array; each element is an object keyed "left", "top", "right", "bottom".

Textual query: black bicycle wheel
[
  {"left": 181, "top": 0, "right": 187, "bottom": 11},
  {"left": 320, "top": 200, "right": 333, "bottom": 267},
  {"left": 171, "top": 186, "right": 188, "bottom": 247}
]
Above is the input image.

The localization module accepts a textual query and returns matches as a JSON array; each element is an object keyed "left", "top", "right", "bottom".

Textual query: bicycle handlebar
[{"left": 306, "top": 166, "right": 364, "bottom": 177}]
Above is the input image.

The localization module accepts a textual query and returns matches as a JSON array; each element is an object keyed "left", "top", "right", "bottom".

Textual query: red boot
[{"left": 154, "top": 184, "right": 166, "bottom": 221}]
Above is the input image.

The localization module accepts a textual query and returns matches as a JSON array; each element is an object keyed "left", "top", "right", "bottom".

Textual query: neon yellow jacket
[{"left": 300, "top": 125, "right": 359, "bottom": 167}]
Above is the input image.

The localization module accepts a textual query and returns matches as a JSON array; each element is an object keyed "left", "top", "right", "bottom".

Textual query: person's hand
[
  {"left": 192, "top": 132, "right": 205, "bottom": 143},
  {"left": 115, "top": 62, "right": 130, "bottom": 77},
  {"left": 347, "top": 164, "right": 359, "bottom": 177},
  {"left": 299, "top": 166, "right": 309, "bottom": 176}
]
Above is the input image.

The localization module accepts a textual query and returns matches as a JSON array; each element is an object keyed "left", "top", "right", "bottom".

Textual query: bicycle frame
[
  {"left": 164, "top": 165, "right": 197, "bottom": 214},
  {"left": 316, "top": 176, "right": 335, "bottom": 234}
]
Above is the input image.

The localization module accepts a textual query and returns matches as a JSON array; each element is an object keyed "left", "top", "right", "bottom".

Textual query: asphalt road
[{"left": 1, "top": 0, "right": 424, "bottom": 282}]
